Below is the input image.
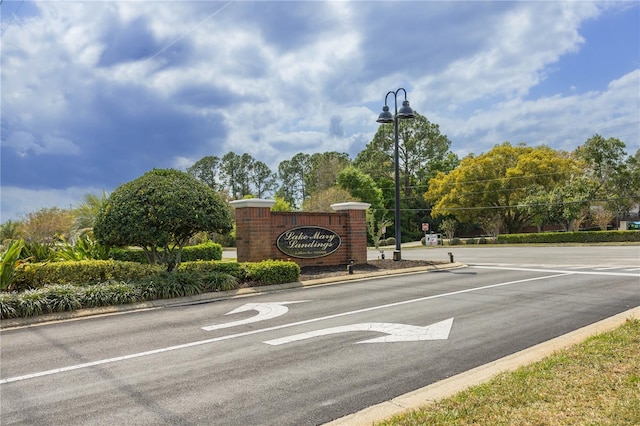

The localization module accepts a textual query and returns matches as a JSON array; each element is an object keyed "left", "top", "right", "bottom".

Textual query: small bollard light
[
  {"left": 448, "top": 252, "right": 454, "bottom": 263},
  {"left": 380, "top": 249, "right": 385, "bottom": 260},
  {"left": 347, "top": 259, "right": 354, "bottom": 274}
]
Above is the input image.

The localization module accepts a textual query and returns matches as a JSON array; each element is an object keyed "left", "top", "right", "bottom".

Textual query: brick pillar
[
  {"left": 331, "top": 202, "right": 370, "bottom": 264},
  {"left": 230, "top": 199, "right": 276, "bottom": 263}
]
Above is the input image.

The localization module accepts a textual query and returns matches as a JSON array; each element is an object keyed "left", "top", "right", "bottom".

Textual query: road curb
[
  {"left": 0, "top": 262, "right": 464, "bottom": 330},
  {"left": 324, "top": 305, "right": 640, "bottom": 426}
]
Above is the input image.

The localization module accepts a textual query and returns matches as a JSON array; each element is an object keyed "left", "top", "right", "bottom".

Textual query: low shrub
[
  {"left": 383, "top": 237, "right": 396, "bottom": 247},
  {"left": 478, "top": 237, "right": 489, "bottom": 244},
  {"left": 182, "top": 242, "right": 224, "bottom": 262},
  {"left": 109, "top": 242, "right": 224, "bottom": 264},
  {"left": 0, "top": 259, "right": 295, "bottom": 319},
  {"left": 11, "top": 260, "right": 162, "bottom": 290},
  {"left": 450, "top": 238, "right": 461, "bottom": 245},
  {"left": 466, "top": 237, "right": 477, "bottom": 245},
  {"left": 496, "top": 230, "right": 640, "bottom": 244},
  {"left": 178, "top": 260, "right": 245, "bottom": 279},
  {"left": 109, "top": 247, "right": 147, "bottom": 263},
  {"left": 242, "top": 260, "right": 300, "bottom": 285}
]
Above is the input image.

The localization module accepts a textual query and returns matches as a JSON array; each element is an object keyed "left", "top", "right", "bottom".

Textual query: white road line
[
  {"left": 0, "top": 272, "right": 569, "bottom": 385},
  {"left": 472, "top": 265, "right": 640, "bottom": 277}
]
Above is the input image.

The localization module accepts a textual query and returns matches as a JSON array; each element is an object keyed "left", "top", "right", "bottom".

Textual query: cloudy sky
[{"left": 1, "top": 1, "right": 638, "bottom": 221}]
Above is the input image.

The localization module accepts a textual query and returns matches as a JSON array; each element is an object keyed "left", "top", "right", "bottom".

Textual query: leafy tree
[
  {"left": 591, "top": 207, "right": 615, "bottom": 231},
  {"left": 575, "top": 135, "right": 637, "bottom": 225},
  {"left": 547, "top": 176, "right": 599, "bottom": 231},
  {"left": 21, "top": 207, "right": 73, "bottom": 244},
  {"left": 336, "top": 166, "right": 383, "bottom": 211},
  {"left": 249, "top": 160, "right": 277, "bottom": 198},
  {"left": 355, "top": 112, "right": 455, "bottom": 198},
  {"left": 438, "top": 218, "right": 457, "bottom": 240},
  {"left": 270, "top": 196, "right": 293, "bottom": 212},
  {"left": 277, "top": 152, "right": 312, "bottom": 208},
  {"left": 220, "top": 152, "right": 255, "bottom": 199},
  {"left": 306, "top": 152, "right": 351, "bottom": 195},
  {"left": 626, "top": 149, "right": 640, "bottom": 217},
  {"left": 302, "top": 187, "right": 354, "bottom": 212},
  {"left": 187, "top": 155, "right": 222, "bottom": 191},
  {"left": 94, "top": 169, "right": 233, "bottom": 271},
  {"left": 426, "top": 143, "right": 577, "bottom": 234},
  {"left": 355, "top": 111, "right": 458, "bottom": 241}
]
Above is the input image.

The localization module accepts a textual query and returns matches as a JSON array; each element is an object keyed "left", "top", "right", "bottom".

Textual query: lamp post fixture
[{"left": 377, "top": 88, "right": 415, "bottom": 261}]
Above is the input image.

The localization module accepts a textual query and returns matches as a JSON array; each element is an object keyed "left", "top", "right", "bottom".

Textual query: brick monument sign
[{"left": 230, "top": 199, "right": 370, "bottom": 267}]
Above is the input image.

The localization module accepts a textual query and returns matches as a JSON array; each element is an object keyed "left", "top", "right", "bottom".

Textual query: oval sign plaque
[{"left": 276, "top": 226, "right": 342, "bottom": 259}]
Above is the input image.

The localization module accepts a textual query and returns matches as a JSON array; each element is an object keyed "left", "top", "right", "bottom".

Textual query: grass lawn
[{"left": 377, "top": 319, "right": 640, "bottom": 426}]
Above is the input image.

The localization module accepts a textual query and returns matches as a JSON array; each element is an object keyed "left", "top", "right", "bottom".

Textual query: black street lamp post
[{"left": 376, "top": 88, "right": 415, "bottom": 261}]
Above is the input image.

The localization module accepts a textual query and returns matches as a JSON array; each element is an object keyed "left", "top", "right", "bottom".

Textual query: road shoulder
[{"left": 324, "top": 306, "right": 640, "bottom": 426}]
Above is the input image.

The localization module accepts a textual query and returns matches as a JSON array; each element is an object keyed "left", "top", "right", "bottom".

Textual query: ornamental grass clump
[
  {"left": 81, "top": 283, "right": 120, "bottom": 308},
  {"left": 103, "top": 282, "right": 140, "bottom": 305},
  {"left": 43, "top": 284, "right": 82, "bottom": 312},
  {"left": 203, "top": 271, "right": 239, "bottom": 292},
  {"left": 0, "top": 293, "right": 18, "bottom": 318},
  {"left": 17, "top": 289, "right": 48, "bottom": 317}
]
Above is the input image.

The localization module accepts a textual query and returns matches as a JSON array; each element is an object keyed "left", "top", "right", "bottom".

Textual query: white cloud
[
  {"left": 1, "top": 186, "right": 104, "bottom": 222},
  {"left": 1, "top": 1, "right": 638, "bottom": 220}
]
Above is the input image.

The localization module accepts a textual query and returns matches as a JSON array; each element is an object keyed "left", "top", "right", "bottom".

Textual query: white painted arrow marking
[
  {"left": 201, "top": 301, "right": 309, "bottom": 331},
  {"left": 264, "top": 317, "right": 454, "bottom": 345}
]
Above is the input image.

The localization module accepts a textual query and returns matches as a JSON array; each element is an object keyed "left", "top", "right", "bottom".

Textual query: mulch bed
[{"left": 299, "top": 259, "right": 447, "bottom": 281}]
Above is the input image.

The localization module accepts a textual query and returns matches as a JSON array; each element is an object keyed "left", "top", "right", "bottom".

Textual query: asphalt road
[{"left": 1, "top": 246, "right": 639, "bottom": 425}]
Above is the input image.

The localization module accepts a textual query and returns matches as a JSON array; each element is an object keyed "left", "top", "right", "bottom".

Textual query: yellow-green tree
[
  {"left": 425, "top": 143, "right": 578, "bottom": 234},
  {"left": 21, "top": 207, "right": 74, "bottom": 244}
]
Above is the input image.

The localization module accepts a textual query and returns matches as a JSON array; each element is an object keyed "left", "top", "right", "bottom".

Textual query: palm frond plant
[{"left": 1, "top": 239, "right": 25, "bottom": 291}]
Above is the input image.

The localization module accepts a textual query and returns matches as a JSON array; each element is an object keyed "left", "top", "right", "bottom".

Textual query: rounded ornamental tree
[{"left": 94, "top": 169, "right": 233, "bottom": 270}]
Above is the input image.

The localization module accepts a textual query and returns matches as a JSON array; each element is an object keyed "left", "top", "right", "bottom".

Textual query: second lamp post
[{"left": 377, "top": 88, "right": 415, "bottom": 261}]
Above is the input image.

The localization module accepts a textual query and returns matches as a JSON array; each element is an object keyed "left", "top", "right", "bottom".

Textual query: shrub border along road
[{"left": 0, "top": 261, "right": 463, "bottom": 329}]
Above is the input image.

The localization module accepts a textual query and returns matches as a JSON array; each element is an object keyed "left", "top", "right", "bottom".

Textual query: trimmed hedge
[
  {"left": 178, "top": 260, "right": 245, "bottom": 279},
  {"left": 496, "top": 230, "right": 640, "bottom": 244},
  {"left": 1, "top": 259, "right": 301, "bottom": 319},
  {"left": 12, "top": 260, "right": 162, "bottom": 290},
  {"left": 109, "top": 242, "right": 224, "bottom": 263},
  {"left": 241, "top": 260, "right": 301, "bottom": 286}
]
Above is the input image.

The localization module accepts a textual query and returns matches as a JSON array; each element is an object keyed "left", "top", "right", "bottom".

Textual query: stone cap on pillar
[
  {"left": 230, "top": 199, "right": 276, "bottom": 209},
  {"left": 330, "top": 202, "right": 371, "bottom": 211}
]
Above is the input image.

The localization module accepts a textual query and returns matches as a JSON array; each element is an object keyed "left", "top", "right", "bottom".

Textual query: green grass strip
[{"left": 378, "top": 319, "right": 640, "bottom": 426}]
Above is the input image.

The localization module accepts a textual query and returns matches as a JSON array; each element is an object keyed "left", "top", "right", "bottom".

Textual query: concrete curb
[
  {"left": 324, "top": 306, "right": 640, "bottom": 426},
  {"left": 0, "top": 262, "right": 464, "bottom": 330}
]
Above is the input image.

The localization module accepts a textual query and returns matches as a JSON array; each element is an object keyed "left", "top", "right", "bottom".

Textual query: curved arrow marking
[
  {"left": 264, "top": 317, "right": 454, "bottom": 345},
  {"left": 202, "top": 301, "right": 309, "bottom": 331}
]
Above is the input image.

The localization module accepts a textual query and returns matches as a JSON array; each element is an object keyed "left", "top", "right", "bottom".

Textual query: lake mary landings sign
[{"left": 276, "top": 227, "right": 342, "bottom": 259}]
